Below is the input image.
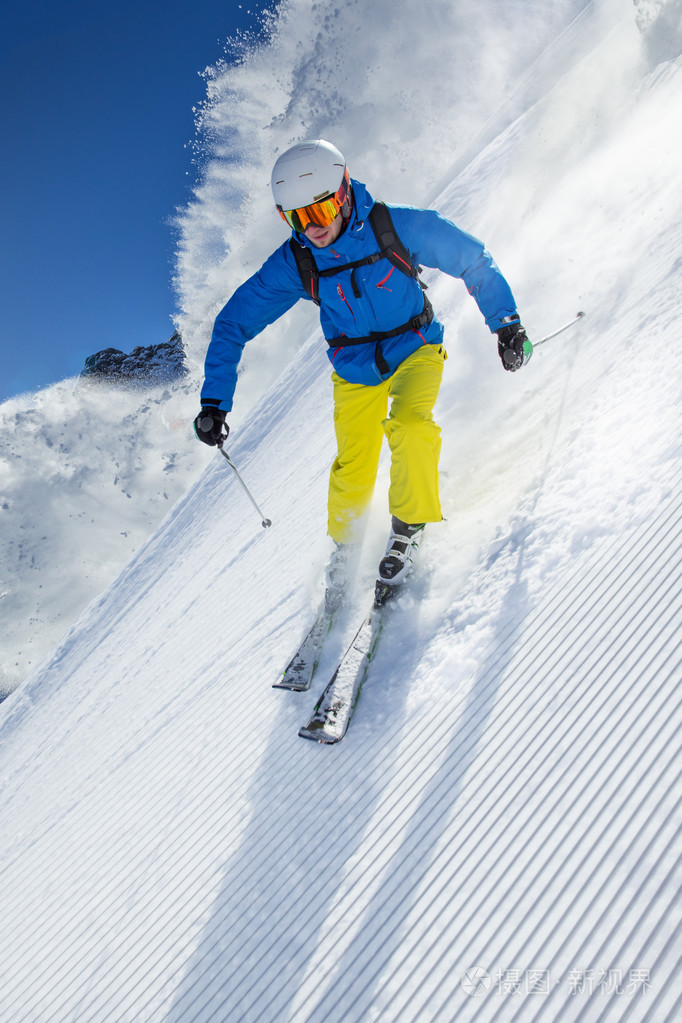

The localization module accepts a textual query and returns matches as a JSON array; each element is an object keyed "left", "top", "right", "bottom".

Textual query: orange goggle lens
[{"left": 278, "top": 168, "right": 350, "bottom": 233}]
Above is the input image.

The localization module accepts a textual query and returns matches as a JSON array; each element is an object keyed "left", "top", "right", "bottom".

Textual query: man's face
[{"left": 305, "top": 212, "right": 344, "bottom": 249}]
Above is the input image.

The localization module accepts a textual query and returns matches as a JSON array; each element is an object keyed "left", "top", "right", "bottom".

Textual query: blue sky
[{"left": 0, "top": 0, "right": 271, "bottom": 402}]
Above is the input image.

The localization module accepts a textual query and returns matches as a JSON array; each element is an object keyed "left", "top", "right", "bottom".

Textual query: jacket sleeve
[
  {"left": 388, "top": 205, "right": 518, "bottom": 332},
  {"left": 201, "top": 241, "right": 307, "bottom": 411}
]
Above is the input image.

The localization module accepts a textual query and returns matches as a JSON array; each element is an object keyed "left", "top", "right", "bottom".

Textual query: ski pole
[
  {"left": 533, "top": 310, "right": 585, "bottom": 349},
  {"left": 217, "top": 440, "right": 272, "bottom": 529}
]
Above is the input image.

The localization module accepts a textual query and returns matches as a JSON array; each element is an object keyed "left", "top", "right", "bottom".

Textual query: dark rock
[{"left": 80, "top": 332, "right": 188, "bottom": 387}]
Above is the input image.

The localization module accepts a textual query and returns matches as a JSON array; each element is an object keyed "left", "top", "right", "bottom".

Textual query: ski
[
  {"left": 274, "top": 609, "right": 335, "bottom": 692},
  {"left": 298, "top": 581, "right": 395, "bottom": 743}
]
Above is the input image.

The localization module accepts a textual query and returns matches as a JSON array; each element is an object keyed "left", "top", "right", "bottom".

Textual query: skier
[{"left": 194, "top": 139, "right": 529, "bottom": 608}]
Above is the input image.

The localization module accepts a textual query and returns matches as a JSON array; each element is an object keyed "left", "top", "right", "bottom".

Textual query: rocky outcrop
[{"left": 80, "top": 332, "right": 188, "bottom": 387}]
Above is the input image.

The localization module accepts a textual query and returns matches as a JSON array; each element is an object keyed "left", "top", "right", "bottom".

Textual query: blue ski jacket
[{"left": 201, "top": 179, "right": 518, "bottom": 410}]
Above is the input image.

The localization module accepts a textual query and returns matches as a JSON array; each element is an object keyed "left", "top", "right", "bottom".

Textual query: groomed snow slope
[{"left": 1, "top": 4, "right": 681, "bottom": 1023}]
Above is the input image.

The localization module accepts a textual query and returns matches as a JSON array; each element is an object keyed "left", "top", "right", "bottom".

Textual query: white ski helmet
[{"left": 271, "top": 139, "right": 351, "bottom": 230}]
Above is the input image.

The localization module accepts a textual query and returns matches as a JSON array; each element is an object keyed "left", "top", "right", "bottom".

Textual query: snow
[
  {"left": 1, "top": 0, "right": 681, "bottom": 1020},
  {"left": 0, "top": 379, "right": 208, "bottom": 696}
]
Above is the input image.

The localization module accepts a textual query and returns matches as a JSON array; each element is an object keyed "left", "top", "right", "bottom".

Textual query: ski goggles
[{"left": 277, "top": 167, "right": 350, "bottom": 233}]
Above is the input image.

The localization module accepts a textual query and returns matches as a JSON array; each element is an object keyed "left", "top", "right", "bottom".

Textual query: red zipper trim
[
  {"left": 390, "top": 249, "right": 413, "bottom": 272},
  {"left": 337, "top": 283, "right": 356, "bottom": 322},
  {"left": 376, "top": 266, "right": 395, "bottom": 291}
]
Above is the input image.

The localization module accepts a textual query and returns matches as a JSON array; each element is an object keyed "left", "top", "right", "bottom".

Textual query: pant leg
[
  {"left": 328, "top": 371, "right": 389, "bottom": 543},
  {"left": 382, "top": 344, "right": 446, "bottom": 525}
]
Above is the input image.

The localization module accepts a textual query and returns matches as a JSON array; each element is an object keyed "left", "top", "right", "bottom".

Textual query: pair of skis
[{"left": 274, "top": 582, "right": 396, "bottom": 744}]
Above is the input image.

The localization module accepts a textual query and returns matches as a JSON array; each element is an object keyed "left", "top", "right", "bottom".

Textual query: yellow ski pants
[{"left": 328, "top": 344, "right": 446, "bottom": 543}]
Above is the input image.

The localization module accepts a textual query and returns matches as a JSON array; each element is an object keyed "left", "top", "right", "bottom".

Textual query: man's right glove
[
  {"left": 193, "top": 405, "right": 228, "bottom": 447},
  {"left": 496, "top": 318, "right": 533, "bottom": 372}
]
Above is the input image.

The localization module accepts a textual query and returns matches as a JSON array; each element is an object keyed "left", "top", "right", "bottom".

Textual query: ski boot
[{"left": 375, "top": 517, "right": 425, "bottom": 606}]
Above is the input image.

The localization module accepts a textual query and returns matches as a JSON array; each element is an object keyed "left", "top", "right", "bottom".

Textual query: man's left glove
[
  {"left": 193, "top": 405, "right": 228, "bottom": 447},
  {"left": 496, "top": 318, "right": 533, "bottom": 372}
]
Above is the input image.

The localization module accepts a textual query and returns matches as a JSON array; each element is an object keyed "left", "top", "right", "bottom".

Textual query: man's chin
[{"left": 306, "top": 230, "right": 332, "bottom": 248}]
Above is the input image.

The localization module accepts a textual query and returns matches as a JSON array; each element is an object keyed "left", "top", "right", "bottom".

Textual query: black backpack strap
[
  {"left": 289, "top": 239, "right": 321, "bottom": 306},
  {"left": 329, "top": 294, "right": 434, "bottom": 351},
  {"left": 368, "top": 202, "right": 421, "bottom": 282}
]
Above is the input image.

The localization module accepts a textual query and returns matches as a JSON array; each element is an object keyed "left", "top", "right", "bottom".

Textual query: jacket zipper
[{"left": 337, "top": 283, "right": 356, "bottom": 322}]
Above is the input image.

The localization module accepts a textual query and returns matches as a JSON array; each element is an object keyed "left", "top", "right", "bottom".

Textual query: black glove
[
  {"left": 496, "top": 318, "right": 532, "bottom": 372},
  {"left": 193, "top": 405, "right": 228, "bottom": 447}
]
